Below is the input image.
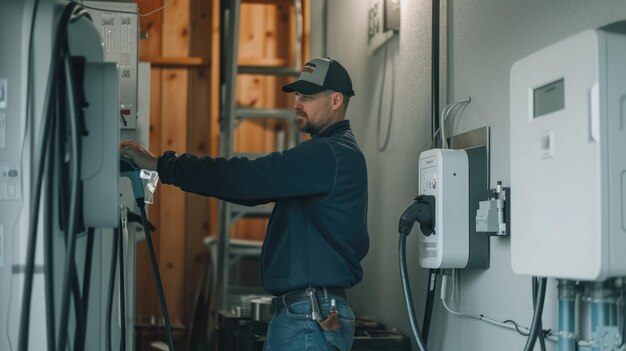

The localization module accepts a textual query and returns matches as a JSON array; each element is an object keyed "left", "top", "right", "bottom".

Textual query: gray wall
[{"left": 320, "top": 1, "right": 626, "bottom": 350}]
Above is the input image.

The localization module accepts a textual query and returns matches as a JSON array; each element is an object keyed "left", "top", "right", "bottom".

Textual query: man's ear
[{"left": 330, "top": 92, "right": 344, "bottom": 111}]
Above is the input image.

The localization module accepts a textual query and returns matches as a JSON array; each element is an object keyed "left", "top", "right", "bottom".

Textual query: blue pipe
[
  {"left": 558, "top": 280, "right": 577, "bottom": 351},
  {"left": 590, "top": 280, "right": 617, "bottom": 351}
]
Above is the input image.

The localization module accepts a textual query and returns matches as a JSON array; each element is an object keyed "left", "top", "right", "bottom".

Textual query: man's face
[{"left": 293, "top": 91, "right": 334, "bottom": 135}]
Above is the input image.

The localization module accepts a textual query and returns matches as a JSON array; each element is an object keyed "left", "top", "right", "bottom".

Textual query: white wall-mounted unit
[
  {"left": 510, "top": 22, "right": 626, "bottom": 281},
  {"left": 418, "top": 149, "right": 469, "bottom": 268}
]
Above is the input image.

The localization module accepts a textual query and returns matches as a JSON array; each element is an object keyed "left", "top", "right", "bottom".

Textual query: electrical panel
[
  {"left": 418, "top": 149, "right": 469, "bottom": 269},
  {"left": 510, "top": 23, "right": 626, "bottom": 280},
  {"left": 84, "top": 1, "right": 138, "bottom": 130}
]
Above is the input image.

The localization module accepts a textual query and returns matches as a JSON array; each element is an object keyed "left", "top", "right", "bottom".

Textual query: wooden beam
[{"left": 145, "top": 56, "right": 210, "bottom": 67}]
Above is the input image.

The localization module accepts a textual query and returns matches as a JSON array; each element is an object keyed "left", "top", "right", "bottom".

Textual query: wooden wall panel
[
  {"left": 159, "top": 68, "right": 188, "bottom": 326},
  {"left": 185, "top": 0, "right": 212, "bottom": 319},
  {"left": 136, "top": 0, "right": 164, "bottom": 324}
]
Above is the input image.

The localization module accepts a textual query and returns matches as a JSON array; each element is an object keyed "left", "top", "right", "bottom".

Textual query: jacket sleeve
[{"left": 157, "top": 139, "right": 337, "bottom": 201}]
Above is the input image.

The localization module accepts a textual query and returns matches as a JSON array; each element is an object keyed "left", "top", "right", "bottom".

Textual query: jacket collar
[{"left": 312, "top": 119, "right": 350, "bottom": 138}]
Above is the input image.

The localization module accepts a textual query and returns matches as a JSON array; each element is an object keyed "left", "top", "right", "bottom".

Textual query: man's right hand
[{"left": 120, "top": 140, "right": 159, "bottom": 171}]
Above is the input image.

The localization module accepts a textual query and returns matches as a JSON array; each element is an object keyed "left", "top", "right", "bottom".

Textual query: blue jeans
[{"left": 263, "top": 292, "right": 355, "bottom": 351}]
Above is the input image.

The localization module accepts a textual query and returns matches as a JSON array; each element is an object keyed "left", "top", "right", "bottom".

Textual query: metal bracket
[{"left": 595, "top": 326, "right": 625, "bottom": 351}]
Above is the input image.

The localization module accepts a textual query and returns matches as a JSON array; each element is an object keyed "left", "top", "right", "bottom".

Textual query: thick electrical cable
[
  {"left": 75, "top": 228, "right": 95, "bottom": 351},
  {"left": 18, "top": 3, "right": 78, "bottom": 350},
  {"left": 422, "top": 269, "right": 437, "bottom": 343},
  {"left": 524, "top": 277, "right": 547, "bottom": 351},
  {"left": 399, "top": 234, "right": 429, "bottom": 351},
  {"left": 533, "top": 277, "right": 547, "bottom": 351},
  {"left": 118, "top": 224, "right": 127, "bottom": 350},
  {"left": 43, "top": 92, "right": 57, "bottom": 351},
  {"left": 56, "top": 44, "right": 81, "bottom": 351},
  {"left": 106, "top": 229, "right": 120, "bottom": 351},
  {"left": 139, "top": 204, "right": 176, "bottom": 351}
]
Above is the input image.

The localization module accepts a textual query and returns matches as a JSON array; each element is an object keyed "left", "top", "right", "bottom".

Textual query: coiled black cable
[
  {"left": 18, "top": 3, "right": 79, "bottom": 350},
  {"left": 56, "top": 41, "right": 82, "bottom": 351}
]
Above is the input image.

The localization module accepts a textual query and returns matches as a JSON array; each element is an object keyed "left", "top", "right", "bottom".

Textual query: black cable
[
  {"left": 533, "top": 277, "right": 547, "bottom": 351},
  {"left": 56, "top": 42, "right": 81, "bottom": 351},
  {"left": 18, "top": 3, "right": 78, "bottom": 350},
  {"left": 139, "top": 204, "right": 176, "bottom": 351},
  {"left": 618, "top": 283, "right": 626, "bottom": 348},
  {"left": 422, "top": 269, "right": 437, "bottom": 343},
  {"left": 70, "top": 263, "right": 85, "bottom": 350},
  {"left": 524, "top": 277, "right": 547, "bottom": 351},
  {"left": 75, "top": 228, "right": 95, "bottom": 351},
  {"left": 106, "top": 229, "right": 120, "bottom": 351},
  {"left": 43, "top": 87, "right": 57, "bottom": 351},
  {"left": 399, "top": 234, "right": 429, "bottom": 351},
  {"left": 118, "top": 224, "right": 126, "bottom": 351}
]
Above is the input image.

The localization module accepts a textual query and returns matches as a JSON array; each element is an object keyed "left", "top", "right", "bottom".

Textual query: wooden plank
[
  {"left": 163, "top": 0, "right": 190, "bottom": 56},
  {"left": 159, "top": 68, "right": 189, "bottom": 326},
  {"left": 147, "top": 56, "right": 210, "bottom": 67},
  {"left": 137, "top": 0, "right": 163, "bottom": 60},
  {"left": 136, "top": 0, "right": 163, "bottom": 322},
  {"left": 243, "top": 0, "right": 294, "bottom": 4},
  {"left": 209, "top": 0, "right": 220, "bottom": 239},
  {"left": 186, "top": 0, "right": 212, "bottom": 320}
]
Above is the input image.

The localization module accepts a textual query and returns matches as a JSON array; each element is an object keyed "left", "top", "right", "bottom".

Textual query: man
[{"left": 121, "top": 57, "right": 369, "bottom": 350}]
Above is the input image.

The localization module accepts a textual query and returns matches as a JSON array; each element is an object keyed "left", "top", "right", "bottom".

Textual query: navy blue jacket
[{"left": 157, "top": 119, "right": 369, "bottom": 295}]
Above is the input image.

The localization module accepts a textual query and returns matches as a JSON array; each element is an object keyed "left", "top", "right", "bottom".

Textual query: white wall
[{"left": 321, "top": 1, "right": 626, "bottom": 350}]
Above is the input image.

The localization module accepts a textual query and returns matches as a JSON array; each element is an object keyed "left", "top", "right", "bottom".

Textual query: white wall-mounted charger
[{"left": 418, "top": 149, "right": 469, "bottom": 268}]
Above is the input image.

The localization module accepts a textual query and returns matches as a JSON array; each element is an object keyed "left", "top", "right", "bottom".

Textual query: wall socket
[{"left": 367, "top": 0, "right": 400, "bottom": 54}]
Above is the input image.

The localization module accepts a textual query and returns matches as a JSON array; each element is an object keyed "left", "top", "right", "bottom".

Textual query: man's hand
[{"left": 120, "top": 140, "right": 159, "bottom": 171}]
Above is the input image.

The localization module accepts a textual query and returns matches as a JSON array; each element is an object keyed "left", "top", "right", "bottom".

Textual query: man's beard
[{"left": 297, "top": 118, "right": 323, "bottom": 135}]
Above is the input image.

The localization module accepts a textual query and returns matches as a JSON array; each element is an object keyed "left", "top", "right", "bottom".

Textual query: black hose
[
  {"left": 524, "top": 277, "right": 547, "bottom": 351},
  {"left": 422, "top": 269, "right": 437, "bottom": 343},
  {"left": 71, "top": 264, "right": 85, "bottom": 350},
  {"left": 532, "top": 277, "right": 547, "bottom": 351},
  {"left": 139, "top": 204, "right": 176, "bottom": 350},
  {"left": 18, "top": 3, "right": 78, "bottom": 350},
  {"left": 75, "top": 228, "right": 95, "bottom": 351},
  {"left": 399, "top": 234, "right": 429, "bottom": 351},
  {"left": 43, "top": 92, "right": 56, "bottom": 351},
  {"left": 56, "top": 43, "right": 81, "bottom": 351},
  {"left": 106, "top": 228, "right": 120, "bottom": 351},
  {"left": 118, "top": 224, "right": 127, "bottom": 350}
]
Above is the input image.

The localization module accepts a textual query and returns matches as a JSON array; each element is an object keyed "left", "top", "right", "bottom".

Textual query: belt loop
[{"left": 324, "top": 287, "right": 328, "bottom": 300}]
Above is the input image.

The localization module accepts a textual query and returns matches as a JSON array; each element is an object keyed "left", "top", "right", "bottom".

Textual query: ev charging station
[
  {"left": 510, "top": 22, "right": 626, "bottom": 351},
  {"left": 0, "top": 1, "right": 149, "bottom": 350},
  {"left": 510, "top": 23, "right": 626, "bottom": 281}
]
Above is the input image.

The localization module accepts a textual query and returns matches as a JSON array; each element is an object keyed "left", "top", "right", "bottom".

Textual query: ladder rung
[
  {"left": 231, "top": 204, "right": 274, "bottom": 217},
  {"left": 232, "top": 152, "right": 269, "bottom": 160},
  {"left": 235, "top": 108, "right": 293, "bottom": 120},
  {"left": 238, "top": 65, "right": 301, "bottom": 76}
]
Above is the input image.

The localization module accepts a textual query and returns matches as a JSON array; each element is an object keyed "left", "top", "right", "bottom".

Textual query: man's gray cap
[{"left": 282, "top": 57, "right": 355, "bottom": 96}]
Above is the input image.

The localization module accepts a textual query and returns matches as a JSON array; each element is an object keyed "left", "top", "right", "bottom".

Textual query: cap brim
[{"left": 282, "top": 80, "right": 326, "bottom": 94}]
